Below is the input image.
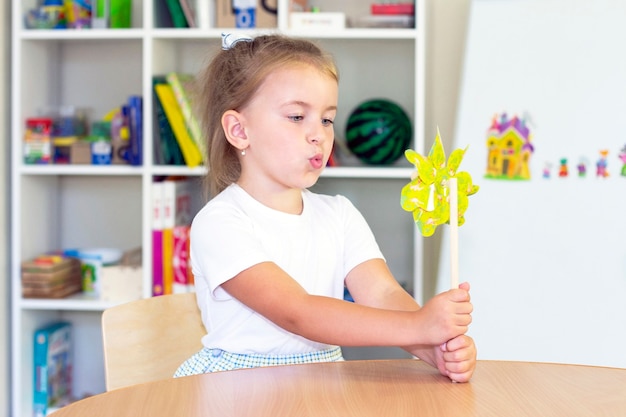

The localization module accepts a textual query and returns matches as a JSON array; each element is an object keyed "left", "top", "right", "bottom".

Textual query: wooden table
[{"left": 51, "top": 360, "right": 626, "bottom": 416}]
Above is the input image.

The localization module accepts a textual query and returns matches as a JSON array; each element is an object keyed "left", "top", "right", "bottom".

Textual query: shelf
[
  {"left": 19, "top": 164, "right": 145, "bottom": 176},
  {"left": 20, "top": 294, "right": 118, "bottom": 312},
  {"left": 285, "top": 28, "right": 420, "bottom": 40},
  {"left": 11, "top": 0, "right": 426, "bottom": 415},
  {"left": 17, "top": 165, "right": 414, "bottom": 178},
  {"left": 150, "top": 27, "right": 228, "bottom": 39},
  {"left": 150, "top": 165, "right": 207, "bottom": 177},
  {"left": 322, "top": 166, "right": 414, "bottom": 179},
  {"left": 18, "top": 28, "right": 145, "bottom": 40},
  {"left": 19, "top": 27, "right": 420, "bottom": 42},
  {"left": 150, "top": 165, "right": 414, "bottom": 179}
]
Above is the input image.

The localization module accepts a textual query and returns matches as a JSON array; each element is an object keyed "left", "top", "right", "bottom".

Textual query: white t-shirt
[{"left": 190, "top": 184, "right": 384, "bottom": 355}]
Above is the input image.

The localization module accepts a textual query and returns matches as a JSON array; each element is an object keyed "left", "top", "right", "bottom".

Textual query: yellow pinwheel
[{"left": 401, "top": 130, "right": 479, "bottom": 237}]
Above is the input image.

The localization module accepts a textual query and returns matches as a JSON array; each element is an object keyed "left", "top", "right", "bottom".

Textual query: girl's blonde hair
[{"left": 193, "top": 34, "right": 339, "bottom": 197}]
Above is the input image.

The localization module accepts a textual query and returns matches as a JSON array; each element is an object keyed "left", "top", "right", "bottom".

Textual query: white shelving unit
[{"left": 10, "top": 1, "right": 425, "bottom": 415}]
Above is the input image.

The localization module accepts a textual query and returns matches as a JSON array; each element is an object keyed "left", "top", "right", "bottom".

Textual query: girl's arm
[
  {"left": 345, "top": 259, "right": 477, "bottom": 382},
  {"left": 220, "top": 259, "right": 472, "bottom": 349}
]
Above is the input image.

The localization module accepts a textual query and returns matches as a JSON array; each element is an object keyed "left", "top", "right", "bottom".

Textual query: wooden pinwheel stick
[{"left": 448, "top": 177, "right": 459, "bottom": 289}]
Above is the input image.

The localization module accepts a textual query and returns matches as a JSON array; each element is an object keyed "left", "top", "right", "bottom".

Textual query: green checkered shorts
[{"left": 173, "top": 346, "right": 344, "bottom": 377}]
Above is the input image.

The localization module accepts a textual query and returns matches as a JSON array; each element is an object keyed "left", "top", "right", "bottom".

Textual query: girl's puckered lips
[{"left": 309, "top": 154, "right": 324, "bottom": 169}]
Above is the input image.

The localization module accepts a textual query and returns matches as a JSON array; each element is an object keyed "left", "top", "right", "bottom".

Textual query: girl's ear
[{"left": 222, "top": 110, "right": 248, "bottom": 151}]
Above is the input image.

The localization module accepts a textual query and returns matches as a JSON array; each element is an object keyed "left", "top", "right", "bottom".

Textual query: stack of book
[
  {"left": 153, "top": 73, "right": 205, "bottom": 168},
  {"left": 152, "top": 176, "right": 199, "bottom": 296},
  {"left": 21, "top": 255, "right": 82, "bottom": 299}
]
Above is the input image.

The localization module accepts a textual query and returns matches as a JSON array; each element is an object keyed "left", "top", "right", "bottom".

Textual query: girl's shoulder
[
  {"left": 194, "top": 184, "right": 248, "bottom": 221},
  {"left": 303, "top": 189, "right": 358, "bottom": 214}
]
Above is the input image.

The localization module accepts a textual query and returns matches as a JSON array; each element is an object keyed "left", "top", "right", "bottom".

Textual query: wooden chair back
[{"left": 101, "top": 292, "right": 205, "bottom": 391}]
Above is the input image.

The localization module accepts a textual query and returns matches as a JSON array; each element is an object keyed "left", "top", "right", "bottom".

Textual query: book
[
  {"left": 154, "top": 83, "right": 203, "bottom": 168},
  {"left": 152, "top": 76, "right": 185, "bottom": 166},
  {"left": 163, "top": 177, "right": 195, "bottom": 293},
  {"left": 179, "top": 0, "right": 197, "bottom": 28},
  {"left": 33, "top": 322, "right": 73, "bottom": 417},
  {"left": 110, "top": 0, "right": 133, "bottom": 28},
  {"left": 161, "top": 179, "right": 175, "bottom": 295},
  {"left": 371, "top": 3, "right": 415, "bottom": 15},
  {"left": 151, "top": 101, "right": 165, "bottom": 165},
  {"left": 154, "top": 0, "right": 174, "bottom": 28},
  {"left": 151, "top": 180, "right": 165, "bottom": 296},
  {"left": 164, "top": 0, "right": 189, "bottom": 28},
  {"left": 166, "top": 72, "right": 206, "bottom": 159},
  {"left": 127, "top": 95, "right": 143, "bottom": 166},
  {"left": 172, "top": 224, "right": 192, "bottom": 293}
]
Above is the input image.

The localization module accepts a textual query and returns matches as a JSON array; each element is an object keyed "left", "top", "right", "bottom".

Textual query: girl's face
[{"left": 236, "top": 63, "right": 338, "bottom": 195}]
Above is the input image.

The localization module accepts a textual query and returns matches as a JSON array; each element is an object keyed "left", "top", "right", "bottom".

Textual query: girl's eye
[{"left": 288, "top": 115, "right": 334, "bottom": 126}]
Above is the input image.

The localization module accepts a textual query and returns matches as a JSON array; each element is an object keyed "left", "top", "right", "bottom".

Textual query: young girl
[{"left": 174, "top": 33, "right": 476, "bottom": 382}]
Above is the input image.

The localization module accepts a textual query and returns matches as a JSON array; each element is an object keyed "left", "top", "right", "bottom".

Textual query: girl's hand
[
  {"left": 434, "top": 334, "right": 477, "bottom": 383},
  {"left": 414, "top": 286, "right": 473, "bottom": 345}
]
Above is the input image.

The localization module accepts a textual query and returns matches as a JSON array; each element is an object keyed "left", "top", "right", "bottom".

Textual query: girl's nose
[{"left": 307, "top": 123, "right": 327, "bottom": 144}]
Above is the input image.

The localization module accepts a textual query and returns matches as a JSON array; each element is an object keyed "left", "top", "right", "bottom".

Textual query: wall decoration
[
  {"left": 619, "top": 145, "right": 626, "bottom": 177},
  {"left": 558, "top": 158, "right": 568, "bottom": 178},
  {"left": 485, "top": 112, "right": 534, "bottom": 180},
  {"left": 576, "top": 158, "right": 587, "bottom": 178},
  {"left": 596, "top": 150, "right": 609, "bottom": 178}
]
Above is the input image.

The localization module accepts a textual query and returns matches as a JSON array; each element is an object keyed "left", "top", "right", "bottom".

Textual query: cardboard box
[
  {"left": 215, "top": 0, "right": 307, "bottom": 28},
  {"left": 70, "top": 140, "right": 92, "bottom": 164},
  {"left": 216, "top": 0, "right": 278, "bottom": 28},
  {"left": 100, "top": 265, "right": 143, "bottom": 303},
  {"left": 100, "top": 247, "right": 143, "bottom": 303}
]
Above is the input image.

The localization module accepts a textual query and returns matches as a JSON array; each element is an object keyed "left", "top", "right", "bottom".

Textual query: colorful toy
[
  {"left": 596, "top": 150, "right": 609, "bottom": 178},
  {"left": 345, "top": 99, "right": 412, "bottom": 165},
  {"left": 577, "top": 158, "right": 587, "bottom": 178},
  {"left": 23, "top": 118, "right": 53, "bottom": 164},
  {"left": 65, "top": 0, "right": 93, "bottom": 29},
  {"left": 485, "top": 112, "right": 534, "bottom": 180},
  {"left": 619, "top": 145, "right": 626, "bottom": 177},
  {"left": 558, "top": 158, "right": 568, "bottom": 177},
  {"left": 401, "top": 129, "right": 479, "bottom": 287},
  {"left": 542, "top": 162, "right": 552, "bottom": 179},
  {"left": 25, "top": 0, "right": 68, "bottom": 29}
]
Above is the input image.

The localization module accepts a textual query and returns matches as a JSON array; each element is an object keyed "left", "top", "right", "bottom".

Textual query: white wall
[
  {"left": 1, "top": 1, "right": 10, "bottom": 414},
  {"left": 423, "top": 0, "right": 471, "bottom": 299},
  {"left": 438, "top": 0, "right": 626, "bottom": 368}
]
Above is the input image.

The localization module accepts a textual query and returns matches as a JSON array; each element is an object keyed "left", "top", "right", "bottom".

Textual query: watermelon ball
[{"left": 345, "top": 99, "right": 413, "bottom": 165}]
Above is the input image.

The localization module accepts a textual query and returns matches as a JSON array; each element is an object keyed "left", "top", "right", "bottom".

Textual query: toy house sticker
[{"left": 485, "top": 112, "right": 534, "bottom": 180}]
